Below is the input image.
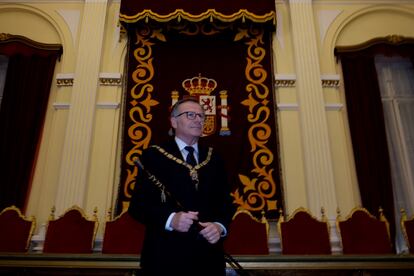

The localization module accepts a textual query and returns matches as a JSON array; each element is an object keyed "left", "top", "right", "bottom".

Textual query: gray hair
[{"left": 170, "top": 97, "right": 201, "bottom": 118}]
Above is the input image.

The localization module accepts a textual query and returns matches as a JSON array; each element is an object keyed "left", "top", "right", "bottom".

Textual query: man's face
[{"left": 171, "top": 101, "right": 204, "bottom": 144}]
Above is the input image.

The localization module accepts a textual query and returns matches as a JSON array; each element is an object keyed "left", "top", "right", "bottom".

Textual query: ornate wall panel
[{"left": 117, "top": 0, "right": 280, "bottom": 219}]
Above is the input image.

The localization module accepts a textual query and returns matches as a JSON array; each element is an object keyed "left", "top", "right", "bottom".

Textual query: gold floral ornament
[
  {"left": 122, "top": 27, "right": 160, "bottom": 211},
  {"left": 231, "top": 26, "right": 278, "bottom": 214}
]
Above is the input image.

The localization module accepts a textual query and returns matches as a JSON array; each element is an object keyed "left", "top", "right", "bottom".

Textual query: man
[{"left": 128, "top": 97, "right": 235, "bottom": 276}]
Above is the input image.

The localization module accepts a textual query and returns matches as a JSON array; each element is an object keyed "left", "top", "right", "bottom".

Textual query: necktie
[{"left": 185, "top": 146, "right": 197, "bottom": 166}]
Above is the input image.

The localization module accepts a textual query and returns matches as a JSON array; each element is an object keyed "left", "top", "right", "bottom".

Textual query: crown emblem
[{"left": 182, "top": 74, "right": 217, "bottom": 96}]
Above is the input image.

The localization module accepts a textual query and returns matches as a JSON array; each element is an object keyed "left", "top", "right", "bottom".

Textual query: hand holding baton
[{"left": 133, "top": 157, "right": 249, "bottom": 276}]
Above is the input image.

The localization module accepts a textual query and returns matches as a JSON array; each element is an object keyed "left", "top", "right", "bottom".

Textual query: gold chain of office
[{"left": 152, "top": 145, "right": 213, "bottom": 190}]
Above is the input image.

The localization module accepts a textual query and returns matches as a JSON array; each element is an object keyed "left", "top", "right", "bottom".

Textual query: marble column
[
  {"left": 55, "top": 0, "right": 108, "bottom": 214},
  {"left": 288, "top": 0, "right": 337, "bottom": 216}
]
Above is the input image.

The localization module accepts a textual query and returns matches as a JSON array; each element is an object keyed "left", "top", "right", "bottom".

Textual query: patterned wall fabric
[{"left": 118, "top": 2, "right": 280, "bottom": 219}]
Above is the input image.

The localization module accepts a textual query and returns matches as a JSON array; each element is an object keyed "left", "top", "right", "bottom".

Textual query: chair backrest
[
  {"left": 102, "top": 210, "right": 145, "bottom": 254},
  {"left": 0, "top": 205, "right": 36, "bottom": 252},
  {"left": 337, "top": 207, "right": 393, "bottom": 254},
  {"left": 43, "top": 205, "right": 98, "bottom": 253},
  {"left": 223, "top": 209, "right": 269, "bottom": 255},
  {"left": 401, "top": 209, "right": 414, "bottom": 254},
  {"left": 278, "top": 207, "right": 331, "bottom": 255}
]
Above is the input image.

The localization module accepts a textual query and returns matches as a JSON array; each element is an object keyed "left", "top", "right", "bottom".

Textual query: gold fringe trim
[{"left": 120, "top": 9, "right": 275, "bottom": 25}]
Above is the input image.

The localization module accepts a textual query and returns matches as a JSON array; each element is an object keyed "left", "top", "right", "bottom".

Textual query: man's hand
[
  {"left": 199, "top": 222, "right": 223, "bottom": 244},
  {"left": 171, "top": 211, "right": 199, "bottom": 232}
]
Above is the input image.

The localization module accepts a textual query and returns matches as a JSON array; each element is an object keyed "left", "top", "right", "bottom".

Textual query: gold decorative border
[
  {"left": 47, "top": 205, "right": 99, "bottom": 250},
  {"left": 335, "top": 35, "right": 414, "bottom": 54},
  {"left": 121, "top": 24, "right": 278, "bottom": 216},
  {"left": 121, "top": 27, "right": 159, "bottom": 211},
  {"left": 232, "top": 208, "right": 269, "bottom": 236},
  {"left": 400, "top": 208, "right": 414, "bottom": 252},
  {"left": 106, "top": 208, "right": 127, "bottom": 222},
  {"left": 280, "top": 206, "right": 328, "bottom": 223},
  {"left": 0, "top": 205, "right": 36, "bottom": 250},
  {"left": 232, "top": 26, "right": 277, "bottom": 214},
  {"left": 336, "top": 206, "right": 392, "bottom": 251},
  {"left": 120, "top": 9, "right": 275, "bottom": 25},
  {"left": 277, "top": 207, "right": 329, "bottom": 251},
  {"left": 0, "top": 33, "right": 62, "bottom": 53}
]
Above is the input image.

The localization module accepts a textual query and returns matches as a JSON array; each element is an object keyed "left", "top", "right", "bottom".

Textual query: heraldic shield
[{"left": 171, "top": 74, "right": 231, "bottom": 137}]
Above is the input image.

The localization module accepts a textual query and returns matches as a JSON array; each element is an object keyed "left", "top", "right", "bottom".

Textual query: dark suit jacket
[{"left": 128, "top": 138, "right": 235, "bottom": 276}]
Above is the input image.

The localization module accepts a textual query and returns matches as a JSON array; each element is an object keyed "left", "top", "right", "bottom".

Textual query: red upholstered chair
[
  {"left": 43, "top": 205, "right": 98, "bottom": 253},
  {"left": 102, "top": 209, "right": 145, "bottom": 254},
  {"left": 336, "top": 207, "right": 393, "bottom": 254},
  {"left": 223, "top": 209, "right": 269, "bottom": 255},
  {"left": 0, "top": 205, "right": 36, "bottom": 252},
  {"left": 401, "top": 209, "right": 414, "bottom": 254},
  {"left": 278, "top": 207, "right": 331, "bottom": 255}
]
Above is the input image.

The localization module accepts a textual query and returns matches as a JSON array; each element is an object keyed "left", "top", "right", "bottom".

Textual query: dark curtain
[
  {"left": 0, "top": 35, "right": 62, "bottom": 211},
  {"left": 336, "top": 40, "right": 414, "bottom": 250},
  {"left": 340, "top": 55, "right": 395, "bottom": 239}
]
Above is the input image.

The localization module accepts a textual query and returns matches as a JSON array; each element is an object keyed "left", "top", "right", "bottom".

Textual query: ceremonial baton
[{"left": 133, "top": 157, "right": 250, "bottom": 276}]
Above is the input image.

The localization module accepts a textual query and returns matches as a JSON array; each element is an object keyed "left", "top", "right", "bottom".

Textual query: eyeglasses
[{"left": 175, "top": 111, "right": 205, "bottom": 121}]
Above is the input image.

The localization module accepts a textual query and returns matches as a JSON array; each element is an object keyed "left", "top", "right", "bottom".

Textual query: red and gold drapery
[
  {"left": 119, "top": 0, "right": 275, "bottom": 26},
  {"left": 117, "top": 0, "right": 281, "bottom": 219}
]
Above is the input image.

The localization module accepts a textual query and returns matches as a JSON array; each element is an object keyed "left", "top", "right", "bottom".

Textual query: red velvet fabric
[
  {"left": 223, "top": 211, "right": 268, "bottom": 255},
  {"left": 0, "top": 207, "right": 34, "bottom": 252},
  {"left": 102, "top": 212, "right": 145, "bottom": 254},
  {"left": 404, "top": 219, "right": 414, "bottom": 254},
  {"left": 280, "top": 211, "right": 331, "bottom": 255},
  {"left": 43, "top": 209, "right": 96, "bottom": 253},
  {"left": 339, "top": 210, "right": 393, "bottom": 254}
]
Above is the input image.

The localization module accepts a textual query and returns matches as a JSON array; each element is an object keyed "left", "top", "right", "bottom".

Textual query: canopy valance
[{"left": 119, "top": 0, "right": 276, "bottom": 27}]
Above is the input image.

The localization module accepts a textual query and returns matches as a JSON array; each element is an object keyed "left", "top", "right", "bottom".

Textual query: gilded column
[
  {"left": 55, "top": 0, "right": 108, "bottom": 214},
  {"left": 288, "top": 0, "right": 337, "bottom": 216}
]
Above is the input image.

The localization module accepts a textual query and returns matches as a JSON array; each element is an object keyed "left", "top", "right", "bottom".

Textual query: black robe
[{"left": 128, "top": 139, "right": 235, "bottom": 276}]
